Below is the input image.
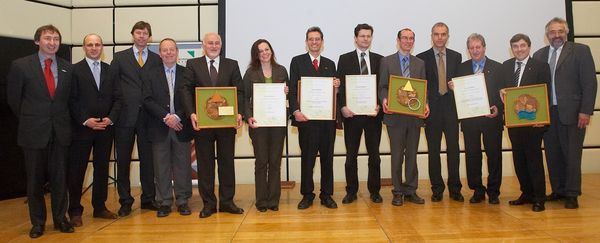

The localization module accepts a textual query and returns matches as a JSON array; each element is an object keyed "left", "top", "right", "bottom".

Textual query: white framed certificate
[
  {"left": 252, "top": 83, "right": 287, "bottom": 127},
  {"left": 452, "top": 73, "right": 491, "bottom": 119},
  {"left": 345, "top": 75, "right": 377, "bottom": 115},
  {"left": 299, "top": 77, "right": 335, "bottom": 120}
]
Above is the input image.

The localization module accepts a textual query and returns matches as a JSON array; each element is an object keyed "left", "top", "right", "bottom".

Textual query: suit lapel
[
  {"left": 55, "top": 58, "right": 69, "bottom": 97},
  {"left": 556, "top": 42, "right": 571, "bottom": 69},
  {"left": 520, "top": 59, "right": 535, "bottom": 86},
  {"left": 28, "top": 55, "right": 50, "bottom": 98},
  {"left": 99, "top": 62, "right": 109, "bottom": 91},
  {"left": 350, "top": 51, "right": 360, "bottom": 73}
]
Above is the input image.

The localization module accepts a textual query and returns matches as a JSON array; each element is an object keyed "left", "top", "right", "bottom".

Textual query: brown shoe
[
  {"left": 70, "top": 215, "right": 83, "bottom": 227},
  {"left": 93, "top": 209, "right": 118, "bottom": 219}
]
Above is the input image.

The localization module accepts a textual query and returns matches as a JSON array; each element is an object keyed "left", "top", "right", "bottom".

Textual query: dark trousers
[
  {"left": 68, "top": 129, "right": 113, "bottom": 216},
  {"left": 298, "top": 120, "right": 336, "bottom": 199},
  {"left": 508, "top": 127, "right": 546, "bottom": 203},
  {"left": 114, "top": 119, "right": 155, "bottom": 206},
  {"left": 461, "top": 119, "right": 502, "bottom": 198},
  {"left": 425, "top": 95, "right": 461, "bottom": 194},
  {"left": 194, "top": 128, "right": 236, "bottom": 209},
  {"left": 23, "top": 137, "right": 69, "bottom": 227},
  {"left": 343, "top": 115, "right": 382, "bottom": 195},
  {"left": 544, "top": 106, "right": 585, "bottom": 197},
  {"left": 250, "top": 127, "right": 286, "bottom": 208}
]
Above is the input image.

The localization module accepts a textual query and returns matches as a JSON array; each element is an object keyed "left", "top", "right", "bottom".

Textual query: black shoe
[
  {"left": 450, "top": 192, "right": 464, "bottom": 202},
  {"left": 199, "top": 207, "right": 217, "bottom": 218},
  {"left": 54, "top": 221, "right": 74, "bottom": 233},
  {"left": 405, "top": 194, "right": 425, "bottom": 204},
  {"left": 342, "top": 193, "right": 357, "bottom": 204},
  {"left": 177, "top": 204, "right": 192, "bottom": 216},
  {"left": 269, "top": 206, "right": 279, "bottom": 211},
  {"left": 532, "top": 202, "right": 545, "bottom": 212},
  {"left": 219, "top": 204, "right": 244, "bottom": 214},
  {"left": 546, "top": 193, "right": 565, "bottom": 201},
  {"left": 391, "top": 194, "right": 403, "bottom": 206},
  {"left": 157, "top": 206, "right": 171, "bottom": 217},
  {"left": 297, "top": 197, "right": 313, "bottom": 209},
  {"left": 257, "top": 207, "right": 267, "bottom": 212},
  {"left": 564, "top": 197, "right": 579, "bottom": 209},
  {"left": 141, "top": 202, "right": 159, "bottom": 211},
  {"left": 488, "top": 197, "right": 500, "bottom": 204},
  {"left": 431, "top": 192, "right": 443, "bottom": 202},
  {"left": 509, "top": 196, "right": 532, "bottom": 205},
  {"left": 29, "top": 225, "right": 44, "bottom": 238},
  {"left": 118, "top": 205, "right": 132, "bottom": 217},
  {"left": 469, "top": 194, "right": 485, "bottom": 204},
  {"left": 320, "top": 197, "right": 338, "bottom": 209},
  {"left": 370, "top": 193, "right": 383, "bottom": 203}
]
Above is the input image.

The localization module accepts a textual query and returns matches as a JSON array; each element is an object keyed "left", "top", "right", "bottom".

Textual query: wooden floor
[{"left": 2, "top": 174, "right": 600, "bottom": 242}]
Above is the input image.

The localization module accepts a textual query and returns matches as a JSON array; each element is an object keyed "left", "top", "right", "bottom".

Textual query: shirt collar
[
  {"left": 356, "top": 49, "right": 370, "bottom": 57},
  {"left": 38, "top": 52, "right": 56, "bottom": 64}
]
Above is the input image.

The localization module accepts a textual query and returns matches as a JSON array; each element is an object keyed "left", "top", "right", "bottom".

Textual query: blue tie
[{"left": 402, "top": 56, "right": 410, "bottom": 77}]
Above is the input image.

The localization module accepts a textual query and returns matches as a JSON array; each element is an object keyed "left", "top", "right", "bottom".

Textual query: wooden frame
[
  {"left": 387, "top": 75, "right": 427, "bottom": 117},
  {"left": 503, "top": 84, "right": 550, "bottom": 128},
  {"left": 195, "top": 87, "right": 238, "bottom": 128}
]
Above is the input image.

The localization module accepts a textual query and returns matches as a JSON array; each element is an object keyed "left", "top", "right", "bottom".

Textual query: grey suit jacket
[
  {"left": 241, "top": 63, "right": 289, "bottom": 120},
  {"left": 378, "top": 52, "right": 426, "bottom": 127},
  {"left": 533, "top": 42, "right": 597, "bottom": 125}
]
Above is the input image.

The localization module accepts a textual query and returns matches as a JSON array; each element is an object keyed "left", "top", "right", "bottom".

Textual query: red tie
[
  {"left": 44, "top": 58, "right": 56, "bottom": 98},
  {"left": 312, "top": 58, "right": 319, "bottom": 72}
]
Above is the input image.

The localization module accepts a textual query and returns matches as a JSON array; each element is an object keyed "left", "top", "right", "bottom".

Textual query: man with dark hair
[
  {"left": 289, "top": 26, "right": 341, "bottom": 209},
  {"left": 337, "top": 23, "right": 383, "bottom": 204},
  {"left": 109, "top": 20, "right": 162, "bottom": 217},
  {"left": 7, "top": 24, "right": 75, "bottom": 238}
]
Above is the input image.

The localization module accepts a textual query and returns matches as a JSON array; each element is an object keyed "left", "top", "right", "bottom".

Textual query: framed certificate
[
  {"left": 195, "top": 87, "right": 238, "bottom": 128},
  {"left": 299, "top": 77, "right": 336, "bottom": 120},
  {"left": 387, "top": 75, "right": 427, "bottom": 117},
  {"left": 252, "top": 83, "right": 287, "bottom": 127},
  {"left": 452, "top": 73, "right": 491, "bottom": 119},
  {"left": 503, "top": 84, "right": 550, "bottom": 128},
  {"left": 345, "top": 75, "right": 377, "bottom": 115}
]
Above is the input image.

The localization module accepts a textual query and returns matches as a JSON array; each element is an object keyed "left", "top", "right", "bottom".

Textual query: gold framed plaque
[
  {"left": 387, "top": 75, "right": 427, "bottom": 117},
  {"left": 503, "top": 84, "right": 550, "bottom": 128},
  {"left": 194, "top": 87, "right": 238, "bottom": 128}
]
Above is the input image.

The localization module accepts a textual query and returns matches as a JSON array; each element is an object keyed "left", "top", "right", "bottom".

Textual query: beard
[{"left": 551, "top": 37, "right": 565, "bottom": 48}]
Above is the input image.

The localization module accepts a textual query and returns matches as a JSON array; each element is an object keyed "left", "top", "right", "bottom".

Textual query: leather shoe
[
  {"left": 157, "top": 206, "right": 171, "bottom": 217},
  {"left": 257, "top": 207, "right": 267, "bottom": 212},
  {"left": 297, "top": 197, "right": 313, "bottom": 209},
  {"left": 450, "top": 192, "right": 464, "bottom": 202},
  {"left": 431, "top": 192, "right": 443, "bottom": 202},
  {"left": 469, "top": 194, "right": 485, "bottom": 204},
  {"left": 199, "top": 207, "right": 217, "bottom": 218},
  {"left": 93, "top": 209, "right": 118, "bottom": 219},
  {"left": 269, "top": 206, "right": 279, "bottom": 211},
  {"left": 320, "top": 197, "right": 338, "bottom": 209},
  {"left": 370, "top": 193, "right": 383, "bottom": 203},
  {"left": 141, "top": 202, "right": 159, "bottom": 211},
  {"left": 29, "top": 225, "right": 44, "bottom": 238},
  {"left": 488, "top": 197, "right": 500, "bottom": 205},
  {"left": 564, "top": 197, "right": 579, "bottom": 209},
  {"left": 219, "top": 204, "right": 244, "bottom": 214},
  {"left": 532, "top": 202, "right": 545, "bottom": 212},
  {"left": 54, "top": 221, "right": 74, "bottom": 233},
  {"left": 70, "top": 215, "right": 83, "bottom": 227},
  {"left": 509, "top": 197, "right": 532, "bottom": 205},
  {"left": 405, "top": 193, "right": 425, "bottom": 204},
  {"left": 391, "top": 194, "right": 403, "bottom": 206},
  {"left": 342, "top": 193, "right": 357, "bottom": 204},
  {"left": 118, "top": 205, "right": 132, "bottom": 217},
  {"left": 546, "top": 192, "right": 565, "bottom": 201},
  {"left": 177, "top": 204, "right": 192, "bottom": 216}
]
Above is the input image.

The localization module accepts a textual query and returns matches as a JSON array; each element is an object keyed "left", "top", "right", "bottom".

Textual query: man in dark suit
[
  {"left": 68, "top": 34, "right": 120, "bottom": 227},
  {"left": 289, "top": 26, "right": 341, "bottom": 210},
  {"left": 109, "top": 21, "right": 162, "bottom": 217},
  {"left": 533, "top": 17, "right": 597, "bottom": 209},
  {"left": 453, "top": 34, "right": 503, "bottom": 204},
  {"left": 6, "top": 24, "right": 74, "bottom": 238},
  {"left": 416, "top": 22, "right": 464, "bottom": 202},
  {"left": 379, "top": 28, "right": 429, "bottom": 206},
  {"left": 143, "top": 38, "right": 193, "bottom": 218},
  {"left": 337, "top": 23, "right": 383, "bottom": 204},
  {"left": 499, "top": 33, "right": 550, "bottom": 212},
  {"left": 181, "top": 32, "right": 245, "bottom": 218}
]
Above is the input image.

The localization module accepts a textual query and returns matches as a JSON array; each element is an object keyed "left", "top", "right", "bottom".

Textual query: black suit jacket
[
  {"left": 69, "top": 59, "right": 121, "bottom": 140},
  {"left": 288, "top": 53, "right": 337, "bottom": 127},
  {"left": 7, "top": 53, "right": 72, "bottom": 148},
  {"left": 337, "top": 50, "right": 383, "bottom": 121},
  {"left": 457, "top": 57, "right": 503, "bottom": 129},
  {"left": 109, "top": 47, "right": 162, "bottom": 127},
  {"left": 416, "top": 47, "right": 462, "bottom": 103},
  {"left": 143, "top": 64, "right": 192, "bottom": 142}
]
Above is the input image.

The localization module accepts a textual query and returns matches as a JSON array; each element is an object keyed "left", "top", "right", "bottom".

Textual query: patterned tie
[
  {"left": 474, "top": 63, "right": 482, "bottom": 74},
  {"left": 167, "top": 68, "right": 175, "bottom": 114},
  {"left": 209, "top": 59, "right": 218, "bottom": 86},
  {"left": 438, "top": 52, "right": 447, "bottom": 95},
  {"left": 360, "top": 52, "right": 368, "bottom": 74},
  {"left": 92, "top": 61, "right": 101, "bottom": 89},
  {"left": 137, "top": 50, "right": 144, "bottom": 67},
  {"left": 514, "top": 61, "right": 522, "bottom": 87},
  {"left": 401, "top": 56, "right": 410, "bottom": 77},
  {"left": 549, "top": 49, "right": 558, "bottom": 105},
  {"left": 312, "top": 58, "right": 319, "bottom": 72},
  {"left": 44, "top": 58, "right": 56, "bottom": 98}
]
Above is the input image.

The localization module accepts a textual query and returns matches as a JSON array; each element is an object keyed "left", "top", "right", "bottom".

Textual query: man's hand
[
  {"left": 578, "top": 113, "right": 591, "bottom": 129},
  {"left": 421, "top": 103, "right": 430, "bottom": 119},
  {"left": 236, "top": 114, "right": 243, "bottom": 129},
  {"left": 164, "top": 114, "right": 183, "bottom": 131},
  {"left": 341, "top": 106, "right": 355, "bottom": 118},
  {"left": 191, "top": 113, "right": 200, "bottom": 131},
  {"left": 85, "top": 118, "right": 106, "bottom": 130},
  {"left": 284, "top": 85, "right": 289, "bottom": 95},
  {"left": 382, "top": 99, "right": 392, "bottom": 114},
  {"left": 499, "top": 89, "right": 507, "bottom": 103},
  {"left": 248, "top": 117, "right": 259, "bottom": 129},
  {"left": 448, "top": 80, "right": 455, "bottom": 90},
  {"left": 485, "top": 105, "right": 498, "bottom": 118},
  {"left": 294, "top": 110, "right": 308, "bottom": 122}
]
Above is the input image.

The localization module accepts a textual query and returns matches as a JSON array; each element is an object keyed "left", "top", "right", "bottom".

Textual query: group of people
[{"left": 6, "top": 16, "right": 596, "bottom": 239}]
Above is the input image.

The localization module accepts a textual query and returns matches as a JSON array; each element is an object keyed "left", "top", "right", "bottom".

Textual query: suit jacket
[
  {"left": 69, "top": 59, "right": 121, "bottom": 141},
  {"left": 181, "top": 56, "right": 244, "bottom": 122},
  {"left": 288, "top": 53, "right": 337, "bottom": 127},
  {"left": 6, "top": 53, "right": 72, "bottom": 148},
  {"left": 457, "top": 57, "right": 503, "bottom": 130},
  {"left": 142, "top": 64, "right": 192, "bottom": 142},
  {"left": 377, "top": 52, "right": 426, "bottom": 127},
  {"left": 416, "top": 47, "right": 462, "bottom": 104},
  {"left": 241, "top": 63, "right": 289, "bottom": 120},
  {"left": 109, "top": 47, "right": 162, "bottom": 127},
  {"left": 533, "top": 42, "right": 597, "bottom": 125},
  {"left": 337, "top": 50, "right": 383, "bottom": 121}
]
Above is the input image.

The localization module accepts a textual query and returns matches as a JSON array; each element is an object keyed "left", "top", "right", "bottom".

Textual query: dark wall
[{"left": 0, "top": 36, "right": 71, "bottom": 200}]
